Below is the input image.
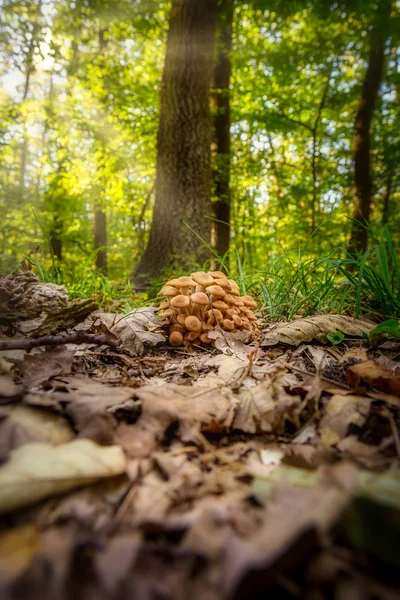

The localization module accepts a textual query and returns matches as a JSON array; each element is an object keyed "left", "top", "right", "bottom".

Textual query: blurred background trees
[{"left": 0, "top": 0, "right": 399, "bottom": 284}]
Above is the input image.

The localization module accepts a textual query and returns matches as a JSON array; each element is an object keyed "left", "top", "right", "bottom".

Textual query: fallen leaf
[
  {"left": 0, "top": 404, "right": 74, "bottom": 461},
  {"left": 346, "top": 360, "right": 400, "bottom": 396},
  {"left": 224, "top": 463, "right": 359, "bottom": 598},
  {"left": 19, "top": 345, "right": 75, "bottom": 388},
  {"left": 117, "top": 382, "right": 235, "bottom": 458},
  {"left": 233, "top": 367, "right": 302, "bottom": 433},
  {"left": 85, "top": 308, "right": 165, "bottom": 355},
  {"left": 207, "top": 326, "right": 260, "bottom": 360},
  {"left": 0, "top": 375, "right": 21, "bottom": 400},
  {"left": 319, "top": 394, "right": 371, "bottom": 447},
  {"left": 0, "top": 439, "right": 127, "bottom": 514},
  {"left": 0, "top": 523, "right": 39, "bottom": 583},
  {"left": 261, "top": 315, "right": 374, "bottom": 347}
]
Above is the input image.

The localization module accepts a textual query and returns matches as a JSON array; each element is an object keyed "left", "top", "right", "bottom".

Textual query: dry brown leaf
[
  {"left": 261, "top": 315, "right": 374, "bottom": 347},
  {"left": 0, "top": 439, "right": 127, "bottom": 515},
  {"left": 346, "top": 360, "right": 400, "bottom": 396},
  {"left": 233, "top": 367, "right": 302, "bottom": 433},
  {"left": 0, "top": 375, "right": 21, "bottom": 400},
  {"left": 19, "top": 345, "right": 75, "bottom": 388},
  {"left": 319, "top": 394, "right": 371, "bottom": 447},
  {"left": 223, "top": 463, "right": 359, "bottom": 598},
  {"left": 85, "top": 308, "right": 165, "bottom": 355},
  {"left": 117, "top": 383, "right": 235, "bottom": 458},
  {"left": 0, "top": 523, "right": 39, "bottom": 584},
  {"left": 0, "top": 404, "right": 74, "bottom": 461},
  {"left": 207, "top": 326, "right": 259, "bottom": 360}
]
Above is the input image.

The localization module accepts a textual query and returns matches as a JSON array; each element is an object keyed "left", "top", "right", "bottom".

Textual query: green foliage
[{"left": 0, "top": 0, "right": 399, "bottom": 304}]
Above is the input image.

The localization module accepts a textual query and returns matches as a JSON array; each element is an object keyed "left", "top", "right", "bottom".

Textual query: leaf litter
[{"left": 0, "top": 276, "right": 400, "bottom": 598}]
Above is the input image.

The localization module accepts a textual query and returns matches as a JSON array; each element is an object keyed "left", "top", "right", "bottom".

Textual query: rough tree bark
[
  {"left": 211, "top": 0, "right": 234, "bottom": 260},
  {"left": 348, "top": 0, "right": 392, "bottom": 254},
  {"left": 94, "top": 27, "right": 109, "bottom": 274},
  {"left": 133, "top": 0, "right": 218, "bottom": 287}
]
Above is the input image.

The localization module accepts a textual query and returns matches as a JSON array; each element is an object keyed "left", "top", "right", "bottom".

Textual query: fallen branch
[{"left": 0, "top": 332, "right": 120, "bottom": 351}]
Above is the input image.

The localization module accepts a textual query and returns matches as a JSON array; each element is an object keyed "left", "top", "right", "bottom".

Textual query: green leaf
[
  {"left": 327, "top": 331, "right": 345, "bottom": 345},
  {"left": 369, "top": 319, "right": 400, "bottom": 339}
]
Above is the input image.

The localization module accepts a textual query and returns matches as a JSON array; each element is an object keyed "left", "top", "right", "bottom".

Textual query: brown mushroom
[
  {"left": 207, "top": 284, "right": 226, "bottom": 303},
  {"left": 209, "top": 271, "right": 227, "bottom": 279},
  {"left": 212, "top": 300, "right": 228, "bottom": 312},
  {"left": 241, "top": 295, "right": 257, "bottom": 308},
  {"left": 169, "top": 324, "right": 184, "bottom": 335},
  {"left": 185, "top": 315, "right": 202, "bottom": 332},
  {"left": 222, "top": 319, "right": 235, "bottom": 331},
  {"left": 168, "top": 276, "right": 196, "bottom": 295},
  {"left": 169, "top": 331, "right": 183, "bottom": 346},
  {"left": 158, "top": 285, "right": 179, "bottom": 298},
  {"left": 185, "top": 331, "right": 198, "bottom": 342},
  {"left": 170, "top": 294, "right": 191, "bottom": 313},
  {"left": 190, "top": 291, "right": 210, "bottom": 318},
  {"left": 191, "top": 271, "right": 215, "bottom": 292},
  {"left": 177, "top": 313, "right": 187, "bottom": 326}
]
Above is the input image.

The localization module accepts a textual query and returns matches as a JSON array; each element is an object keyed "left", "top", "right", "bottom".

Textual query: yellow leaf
[{"left": 0, "top": 440, "right": 127, "bottom": 515}]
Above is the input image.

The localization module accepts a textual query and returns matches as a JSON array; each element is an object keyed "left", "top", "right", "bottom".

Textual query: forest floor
[{"left": 0, "top": 272, "right": 400, "bottom": 600}]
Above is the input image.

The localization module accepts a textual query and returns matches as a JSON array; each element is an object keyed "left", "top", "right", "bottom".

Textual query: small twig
[{"left": 0, "top": 332, "right": 120, "bottom": 352}]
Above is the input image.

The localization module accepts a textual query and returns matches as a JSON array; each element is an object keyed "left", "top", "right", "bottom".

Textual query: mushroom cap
[
  {"left": 200, "top": 332, "right": 211, "bottom": 344},
  {"left": 169, "top": 324, "right": 184, "bottom": 334},
  {"left": 207, "top": 284, "right": 226, "bottom": 298},
  {"left": 209, "top": 271, "right": 227, "bottom": 279},
  {"left": 170, "top": 294, "right": 191, "bottom": 309},
  {"left": 232, "top": 314, "right": 243, "bottom": 327},
  {"left": 212, "top": 300, "right": 228, "bottom": 311},
  {"left": 159, "top": 285, "right": 179, "bottom": 297},
  {"left": 185, "top": 315, "right": 202, "bottom": 332},
  {"left": 177, "top": 313, "right": 187, "bottom": 326},
  {"left": 190, "top": 292, "right": 209, "bottom": 305},
  {"left": 169, "top": 331, "right": 183, "bottom": 346},
  {"left": 191, "top": 272, "right": 215, "bottom": 287},
  {"left": 185, "top": 331, "right": 198, "bottom": 341},
  {"left": 224, "top": 293, "right": 236, "bottom": 304},
  {"left": 241, "top": 295, "right": 257, "bottom": 308},
  {"left": 214, "top": 278, "right": 232, "bottom": 290},
  {"left": 208, "top": 308, "right": 223, "bottom": 322},
  {"left": 222, "top": 319, "right": 235, "bottom": 331},
  {"left": 169, "top": 276, "right": 196, "bottom": 288},
  {"left": 161, "top": 308, "right": 177, "bottom": 319},
  {"left": 228, "top": 280, "right": 240, "bottom": 296}
]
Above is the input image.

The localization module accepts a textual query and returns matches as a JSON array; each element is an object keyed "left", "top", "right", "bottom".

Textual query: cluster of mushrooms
[{"left": 156, "top": 271, "right": 259, "bottom": 347}]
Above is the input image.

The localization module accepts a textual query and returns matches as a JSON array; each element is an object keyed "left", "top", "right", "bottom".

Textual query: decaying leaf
[
  {"left": 19, "top": 345, "right": 75, "bottom": 387},
  {"left": 84, "top": 308, "right": 165, "bottom": 355},
  {"left": 261, "top": 315, "right": 374, "bottom": 347},
  {"left": 0, "top": 375, "right": 21, "bottom": 400},
  {"left": 0, "top": 523, "right": 40, "bottom": 583},
  {"left": 117, "top": 382, "right": 235, "bottom": 458},
  {"left": 233, "top": 367, "right": 302, "bottom": 433},
  {"left": 346, "top": 360, "right": 400, "bottom": 396},
  {"left": 0, "top": 439, "right": 127, "bottom": 515},
  {"left": 319, "top": 394, "right": 371, "bottom": 447},
  {"left": 0, "top": 404, "right": 74, "bottom": 461},
  {"left": 207, "top": 327, "right": 259, "bottom": 360}
]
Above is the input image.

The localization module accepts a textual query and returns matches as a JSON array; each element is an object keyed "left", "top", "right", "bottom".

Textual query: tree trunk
[
  {"left": 133, "top": 0, "right": 218, "bottom": 288},
  {"left": 94, "top": 28, "right": 109, "bottom": 274},
  {"left": 211, "top": 0, "right": 234, "bottom": 260},
  {"left": 94, "top": 209, "right": 107, "bottom": 273},
  {"left": 348, "top": 0, "right": 392, "bottom": 254}
]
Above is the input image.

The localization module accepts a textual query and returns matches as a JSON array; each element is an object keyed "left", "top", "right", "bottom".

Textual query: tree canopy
[{"left": 0, "top": 0, "right": 399, "bottom": 282}]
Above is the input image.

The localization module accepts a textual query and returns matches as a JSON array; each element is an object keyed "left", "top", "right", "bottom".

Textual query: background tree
[{"left": 133, "top": 0, "right": 219, "bottom": 286}]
